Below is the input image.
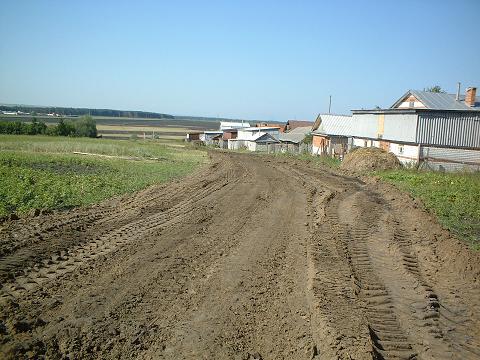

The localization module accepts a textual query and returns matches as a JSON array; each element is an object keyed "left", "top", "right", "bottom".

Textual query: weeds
[
  {"left": 376, "top": 169, "right": 480, "bottom": 249},
  {"left": 0, "top": 135, "right": 207, "bottom": 216}
]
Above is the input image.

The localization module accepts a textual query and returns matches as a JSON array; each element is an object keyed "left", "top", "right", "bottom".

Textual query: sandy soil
[{"left": 0, "top": 152, "right": 479, "bottom": 360}]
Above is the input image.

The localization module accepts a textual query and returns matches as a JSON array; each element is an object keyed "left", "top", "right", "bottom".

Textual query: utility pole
[{"left": 328, "top": 95, "right": 332, "bottom": 114}]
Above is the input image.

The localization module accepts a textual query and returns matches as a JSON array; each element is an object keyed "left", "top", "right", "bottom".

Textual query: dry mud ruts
[{"left": 0, "top": 152, "right": 479, "bottom": 359}]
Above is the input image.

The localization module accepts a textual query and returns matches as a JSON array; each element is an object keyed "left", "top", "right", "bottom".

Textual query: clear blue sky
[{"left": 1, "top": 0, "right": 479, "bottom": 121}]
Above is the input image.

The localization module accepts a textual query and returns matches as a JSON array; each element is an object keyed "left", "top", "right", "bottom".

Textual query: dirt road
[{"left": 1, "top": 152, "right": 479, "bottom": 359}]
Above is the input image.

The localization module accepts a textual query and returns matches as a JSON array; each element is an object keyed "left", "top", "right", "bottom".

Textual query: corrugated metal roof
[
  {"left": 279, "top": 126, "right": 311, "bottom": 143},
  {"left": 391, "top": 90, "right": 479, "bottom": 111},
  {"left": 251, "top": 132, "right": 279, "bottom": 142},
  {"left": 312, "top": 114, "right": 353, "bottom": 136}
]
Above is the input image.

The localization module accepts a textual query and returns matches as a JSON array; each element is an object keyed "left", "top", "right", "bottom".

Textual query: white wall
[
  {"left": 383, "top": 113, "right": 417, "bottom": 142},
  {"left": 237, "top": 128, "right": 280, "bottom": 140},
  {"left": 389, "top": 143, "right": 419, "bottom": 164}
]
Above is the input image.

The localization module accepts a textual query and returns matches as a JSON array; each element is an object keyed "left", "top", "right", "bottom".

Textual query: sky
[{"left": 1, "top": 0, "right": 479, "bottom": 121}]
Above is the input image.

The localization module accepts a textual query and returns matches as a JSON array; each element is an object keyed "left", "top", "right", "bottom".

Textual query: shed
[{"left": 285, "top": 120, "right": 314, "bottom": 131}]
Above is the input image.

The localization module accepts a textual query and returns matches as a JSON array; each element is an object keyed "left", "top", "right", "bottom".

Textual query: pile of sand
[{"left": 341, "top": 147, "right": 402, "bottom": 172}]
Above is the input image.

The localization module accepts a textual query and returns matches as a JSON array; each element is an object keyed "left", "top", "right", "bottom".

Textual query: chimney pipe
[
  {"left": 465, "top": 87, "right": 477, "bottom": 107},
  {"left": 456, "top": 82, "right": 461, "bottom": 101}
]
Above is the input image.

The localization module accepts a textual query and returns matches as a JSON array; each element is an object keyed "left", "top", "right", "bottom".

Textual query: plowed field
[{"left": 1, "top": 152, "right": 479, "bottom": 359}]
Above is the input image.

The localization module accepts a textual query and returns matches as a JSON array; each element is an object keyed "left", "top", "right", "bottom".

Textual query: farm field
[
  {"left": 1, "top": 151, "right": 479, "bottom": 359},
  {"left": 0, "top": 115, "right": 219, "bottom": 141},
  {"left": 0, "top": 135, "right": 207, "bottom": 217}
]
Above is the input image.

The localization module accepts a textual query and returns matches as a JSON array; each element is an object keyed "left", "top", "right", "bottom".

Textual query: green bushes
[{"left": 0, "top": 116, "right": 97, "bottom": 138}]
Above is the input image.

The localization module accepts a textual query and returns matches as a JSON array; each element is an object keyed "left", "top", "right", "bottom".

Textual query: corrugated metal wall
[
  {"left": 417, "top": 112, "right": 480, "bottom": 148},
  {"left": 383, "top": 113, "right": 417, "bottom": 142},
  {"left": 420, "top": 146, "right": 480, "bottom": 172},
  {"left": 350, "top": 113, "right": 378, "bottom": 138}
]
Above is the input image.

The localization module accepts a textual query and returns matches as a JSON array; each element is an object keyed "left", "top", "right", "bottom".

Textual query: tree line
[
  {"left": 0, "top": 105, "right": 174, "bottom": 119},
  {"left": 0, "top": 116, "right": 97, "bottom": 138}
]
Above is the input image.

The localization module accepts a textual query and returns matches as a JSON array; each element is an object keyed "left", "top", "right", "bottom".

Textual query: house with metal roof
[
  {"left": 350, "top": 87, "right": 480, "bottom": 171},
  {"left": 310, "top": 114, "right": 353, "bottom": 157},
  {"left": 227, "top": 127, "right": 280, "bottom": 152},
  {"left": 220, "top": 121, "right": 251, "bottom": 131},
  {"left": 274, "top": 126, "right": 313, "bottom": 153}
]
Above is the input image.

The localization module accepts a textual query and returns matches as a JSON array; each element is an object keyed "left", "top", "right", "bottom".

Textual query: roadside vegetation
[
  {"left": 0, "top": 135, "right": 207, "bottom": 217},
  {"left": 377, "top": 169, "right": 480, "bottom": 249},
  {"left": 0, "top": 116, "right": 97, "bottom": 137}
]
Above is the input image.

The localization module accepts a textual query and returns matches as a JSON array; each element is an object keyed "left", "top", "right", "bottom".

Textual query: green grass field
[
  {"left": 376, "top": 169, "right": 480, "bottom": 249},
  {"left": 0, "top": 135, "right": 207, "bottom": 216}
]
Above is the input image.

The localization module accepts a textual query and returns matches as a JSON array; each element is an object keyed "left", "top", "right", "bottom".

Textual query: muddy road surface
[{"left": 1, "top": 152, "right": 479, "bottom": 359}]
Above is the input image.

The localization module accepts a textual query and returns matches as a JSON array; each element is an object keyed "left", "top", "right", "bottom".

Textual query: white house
[
  {"left": 219, "top": 121, "right": 251, "bottom": 131},
  {"left": 228, "top": 127, "right": 280, "bottom": 151}
]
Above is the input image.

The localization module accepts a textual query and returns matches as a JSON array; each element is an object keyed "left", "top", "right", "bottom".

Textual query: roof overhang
[{"left": 351, "top": 108, "right": 480, "bottom": 114}]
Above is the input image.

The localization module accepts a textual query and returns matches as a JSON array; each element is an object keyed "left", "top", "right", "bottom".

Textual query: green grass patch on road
[
  {"left": 0, "top": 135, "right": 207, "bottom": 216},
  {"left": 376, "top": 169, "right": 480, "bottom": 249}
]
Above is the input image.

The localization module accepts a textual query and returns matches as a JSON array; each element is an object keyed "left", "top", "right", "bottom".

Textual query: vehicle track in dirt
[{"left": 0, "top": 152, "right": 479, "bottom": 359}]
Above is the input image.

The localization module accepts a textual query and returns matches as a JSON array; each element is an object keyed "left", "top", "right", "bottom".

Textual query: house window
[
  {"left": 409, "top": 101, "right": 415, "bottom": 108},
  {"left": 364, "top": 140, "right": 368, "bottom": 147},
  {"left": 398, "top": 145, "right": 404, "bottom": 154}
]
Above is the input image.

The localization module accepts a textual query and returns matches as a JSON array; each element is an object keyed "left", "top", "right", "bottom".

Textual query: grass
[
  {"left": 264, "top": 151, "right": 341, "bottom": 168},
  {"left": 0, "top": 135, "right": 207, "bottom": 216},
  {"left": 376, "top": 169, "right": 480, "bottom": 249}
]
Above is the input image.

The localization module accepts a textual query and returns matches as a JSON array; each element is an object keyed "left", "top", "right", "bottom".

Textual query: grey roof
[
  {"left": 312, "top": 114, "right": 353, "bottom": 136},
  {"left": 279, "top": 126, "right": 311, "bottom": 143},
  {"left": 251, "top": 132, "right": 279, "bottom": 143},
  {"left": 391, "top": 90, "right": 479, "bottom": 110}
]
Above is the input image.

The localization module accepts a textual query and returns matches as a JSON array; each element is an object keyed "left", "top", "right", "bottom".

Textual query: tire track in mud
[
  {"left": 0, "top": 155, "right": 247, "bottom": 304},
  {"left": 1, "top": 153, "right": 479, "bottom": 360},
  {"left": 275, "top": 161, "right": 480, "bottom": 360}
]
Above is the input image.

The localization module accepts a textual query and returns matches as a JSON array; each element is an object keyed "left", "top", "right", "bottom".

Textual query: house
[
  {"left": 350, "top": 87, "right": 480, "bottom": 171},
  {"left": 285, "top": 120, "right": 314, "bottom": 132},
  {"left": 228, "top": 132, "right": 279, "bottom": 151},
  {"left": 278, "top": 126, "right": 312, "bottom": 153},
  {"left": 220, "top": 121, "right": 250, "bottom": 131},
  {"left": 256, "top": 122, "right": 286, "bottom": 132},
  {"left": 201, "top": 131, "right": 223, "bottom": 144},
  {"left": 185, "top": 132, "right": 201, "bottom": 142},
  {"left": 311, "top": 114, "right": 353, "bottom": 157},
  {"left": 227, "top": 127, "right": 281, "bottom": 152}
]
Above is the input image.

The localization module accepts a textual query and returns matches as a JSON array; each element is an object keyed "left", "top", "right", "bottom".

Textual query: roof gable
[
  {"left": 390, "top": 90, "right": 474, "bottom": 110},
  {"left": 250, "top": 132, "right": 279, "bottom": 142}
]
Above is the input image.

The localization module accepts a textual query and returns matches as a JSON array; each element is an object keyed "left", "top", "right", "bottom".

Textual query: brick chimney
[{"left": 465, "top": 87, "right": 477, "bottom": 107}]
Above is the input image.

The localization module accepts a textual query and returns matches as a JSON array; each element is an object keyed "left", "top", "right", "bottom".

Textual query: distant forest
[{"left": 0, "top": 105, "right": 174, "bottom": 119}]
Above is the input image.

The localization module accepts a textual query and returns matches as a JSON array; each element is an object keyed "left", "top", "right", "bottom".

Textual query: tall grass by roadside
[
  {"left": 376, "top": 169, "right": 480, "bottom": 249},
  {"left": 261, "top": 151, "right": 341, "bottom": 168},
  {"left": 0, "top": 135, "right": 207, "bottom": 216}
]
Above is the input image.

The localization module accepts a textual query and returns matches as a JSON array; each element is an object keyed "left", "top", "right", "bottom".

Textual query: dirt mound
[{"left": 341, "top": 147, "right": 402, "bottom": 172}]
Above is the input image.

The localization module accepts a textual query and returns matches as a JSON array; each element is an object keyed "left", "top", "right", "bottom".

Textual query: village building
[
  {"left": 185, "top": 132, "right": 201, "bottom": 142},
  {"left": 311, "top": 114, "right": 353, "bottom": 158},
  {"left": 350, "top": 87, "right": 480, "bottom": 170},
  {"left": 256, "top": 122, "right": 286, "bottom": 132},
  {"left": 227, "top": 126, "right": 280, "bottom": 151},
  {"left": 285, "top": 120, "right": 314, "bottom": 132},
  {"left": 220, "top": 121, "right": 250, "bottom": 131},
  {"left": 277, "top": 126, "right": 312, "bottom": 153},
  {"left": 200, "top": 130, "right": 223, "bottom": 144}
]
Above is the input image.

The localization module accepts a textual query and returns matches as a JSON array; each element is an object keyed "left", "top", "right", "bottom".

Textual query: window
[
  {"left": 398, "top": 145, "right": 404, "bottom": 154},
  {"left": 409, "top": 101, "right": 415, "bottom": 108}
]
